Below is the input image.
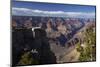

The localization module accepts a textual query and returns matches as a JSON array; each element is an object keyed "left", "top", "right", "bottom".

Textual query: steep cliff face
[
  {"left": 12, "top": 29, "right": 57, "bottom": 66},
  {"left": 49, "top": 38, "right": 77, "bottom": 63}
]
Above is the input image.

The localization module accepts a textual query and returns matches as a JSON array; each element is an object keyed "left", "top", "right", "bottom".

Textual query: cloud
[{"left": 12, "top": 7, "right": 95, "bottom": 18}]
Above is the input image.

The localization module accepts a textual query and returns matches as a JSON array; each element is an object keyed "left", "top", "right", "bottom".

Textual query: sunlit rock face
[
  {"left": 57, "top": 22, "right": 67, "bottom": 35},
  {"left": 24, "top": 20, "right": 33, "bottom": 29},
  {"left": 45, "top": 19, "right": 55, "bottom": 38},
  {"left": 12, "top": 20, "right": 17, "bottom": 28},
  {"left": 46, "top": 21, "right": 52, "bottom": 33}
]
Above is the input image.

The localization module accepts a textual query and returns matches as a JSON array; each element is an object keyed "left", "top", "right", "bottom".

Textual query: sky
[
  {"left": 12, "top": 1, "right": 96, "bottom": 18},
  {"left": 12, "top": 1, "right": 95, "bottom": 12}
]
